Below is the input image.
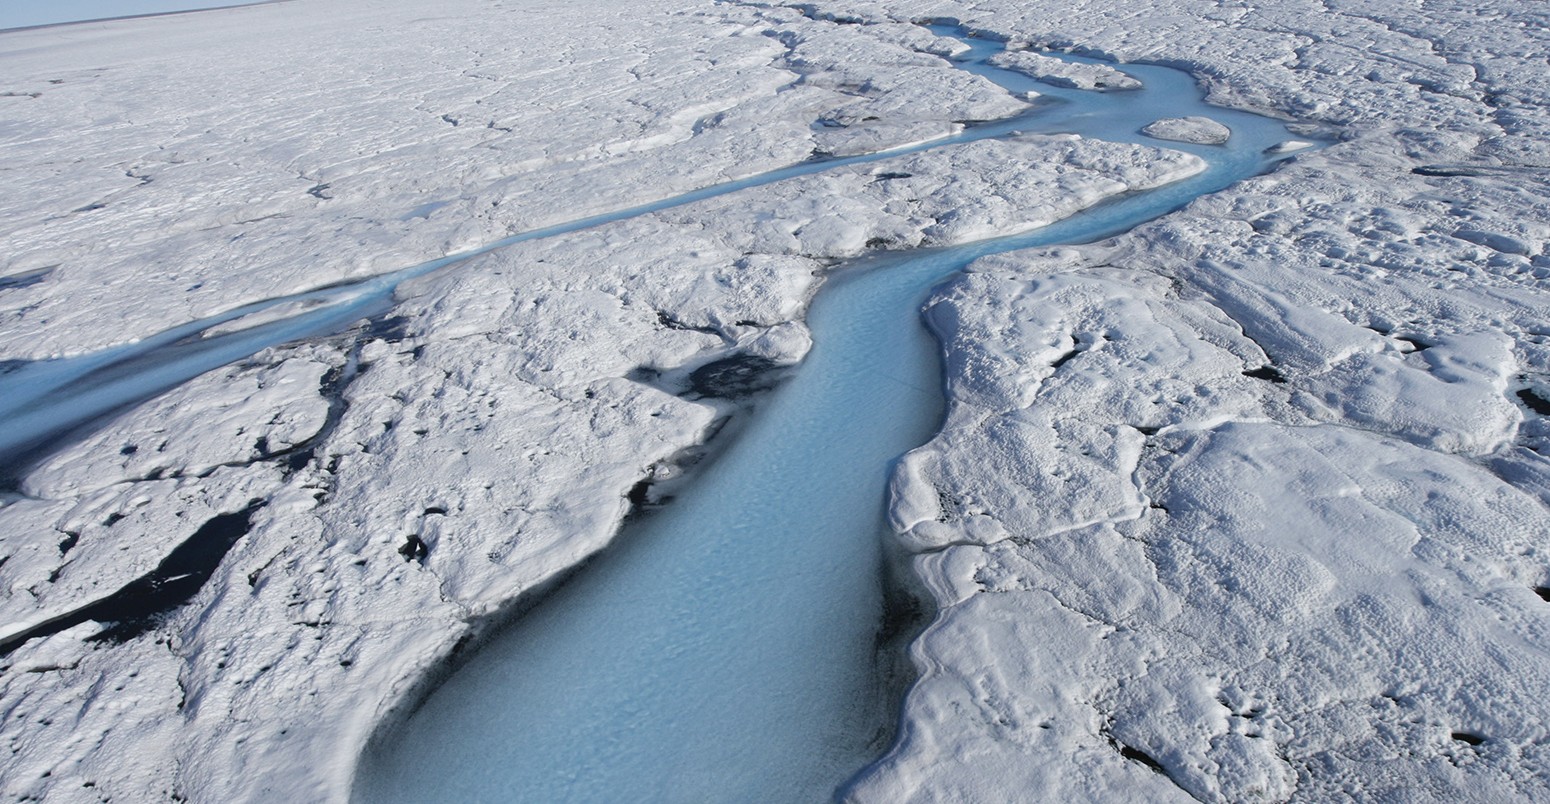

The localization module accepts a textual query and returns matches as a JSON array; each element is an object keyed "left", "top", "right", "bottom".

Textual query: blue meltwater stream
[
  {"left": 352, "top": 28, "right": 1313, "bottom": 804},
  {"left": 0, "top": 24, "right": 1314, "bottom": 804}
]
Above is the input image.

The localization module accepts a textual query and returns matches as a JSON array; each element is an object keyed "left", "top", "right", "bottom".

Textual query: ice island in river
[{"left": 2, "top": 0, "right": 1550, "bottom": 802}]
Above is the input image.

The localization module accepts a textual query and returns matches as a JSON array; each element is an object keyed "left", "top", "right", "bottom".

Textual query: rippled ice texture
[{"left": 357, "top": 31, "right": 1302, "bottom": 803}]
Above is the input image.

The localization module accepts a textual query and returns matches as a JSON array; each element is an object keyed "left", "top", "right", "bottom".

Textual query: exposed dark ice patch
[
  {"left": 1244, "top": 365, "right": 1288, "bottom": 383},
  {"left": 1050, "top": 335, "right": 1082, "bottom": 370},
  {"left": 88, "top": 502, "right": 265, "bottom": 644},
  {"left": 1117, "top": 742, "right": 1169, "bottom": 774},
  {"left": 277, "top": 350, "right": 363, "bottom": 478},
  {"left": 399, "top": 534, "right": 430, "bottom": 563},
  {"left": 1099, "top": 728, "right": 1193, "bottom": 793},
  {"left": 1533, "top": 586, "right": 1550, "bottom": 602},
  {"left": 0, "top": 266, "right": 55, "bottom": 291},
  {"left": 284, "top": 443, "right": 320, "bottom": 473},
  {"left": 1414, "top": 164, "right": 1526, "bottom": 177},
  {"left": 0, "top": 501, "right": 265, "bottom": 657},
  {"left": 362, "top": 314, "right": 413, "bottom": 344},
  {"left": 1452, "top": 731, "right": 1487, "bottom": 746},
  {"left": 872, "top": 172, "right": 913, "bottom": 182},
  {"left": 1050, "top": 349, "right": 1081, "bottom": 370},
  {"left": 1517, "top": 388, "right": 1550, "bottom": 416},
  {"left": 308, "top": 183, "right": 333, "bottom": 200},
  {"left": 686, "top": 354, "right": 787, "bottom": 399},
  {"left": 625, "top": 365, "right": 662, "bottom": 385},
  {"left": 626, "top": 478, "right": 654, "bottom": 513},
  {"left": 656, "top": 310, "right": 724, "bottom": 336}
]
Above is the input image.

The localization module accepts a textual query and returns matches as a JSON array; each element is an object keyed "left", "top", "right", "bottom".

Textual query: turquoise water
[
  {"left": 354, "top": 30, "right": 1310, "bottom": 804},
  {"left": 0, "top": 1, "right": 267, "bottom": 31},
  {"left": 0, "top": 29, "right": 1269, "bottom": 481},
  {"left": 0, "top": 29, "right": 1300, "bottom": 480},
  {"left": 0, "top": 18, "right": 1313, "bottom": 801}
]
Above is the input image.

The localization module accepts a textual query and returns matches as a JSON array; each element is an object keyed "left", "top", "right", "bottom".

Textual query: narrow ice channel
[
  {"left": 0, "top": 30, "right": 1249, "bottom": 485},
  {"left": 0, "top": 19, "right": 1317, "bottom": 802},
  {"left": 354, "top": 30, "right": 1313, "bottom": 804}
]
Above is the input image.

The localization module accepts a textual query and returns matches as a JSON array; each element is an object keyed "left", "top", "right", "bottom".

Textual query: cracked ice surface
[
  {"left": 5, "top": 0, "right": 1550, "bottom": 799},
  {"left": 987, "top": 48, "right": 1141, "bottom": 92},
  {"left": 0, "top": 0, "right": 1015, "bottom": 360},
  {"left": 799, "top": 0, "right": 1550, "bottom": 800},
  {"left": 0, "top": 0, "right": 1212, "bottom": 799},
  {"left": 1142, "top": 116, "right": 1232, "bottom": 145}
]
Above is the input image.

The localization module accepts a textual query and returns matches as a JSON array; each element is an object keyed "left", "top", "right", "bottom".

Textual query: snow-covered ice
[
  {"left": 1, "top": 0, "right": 990, "bottom": 360},
  {"left": 0, "top": 1, "right": 1218, "bottom": 800},
  {"left": 3, "top": 0, "right": 1550, "bottom": 801},
  {"left": 988, "top": 48, "right": 1141, "bottom": 92},
  {"left": 1142, "top": 115, "right": 1232, "bottom": 145},
  {"left": 813, "top": 0, "right": 1550, "bottom": 800}
]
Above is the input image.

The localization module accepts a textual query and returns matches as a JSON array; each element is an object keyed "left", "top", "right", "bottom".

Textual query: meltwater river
[
  {"left": 0, "top": 19, "right": 1313, "bottom": 804},
  {"left": 352, "top": 28, "right": 1312, "bottom": 804}
]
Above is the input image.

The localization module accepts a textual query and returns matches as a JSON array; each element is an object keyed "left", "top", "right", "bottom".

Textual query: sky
[{"left": 0, "top": 1, "right": 264, "bottom": 31}]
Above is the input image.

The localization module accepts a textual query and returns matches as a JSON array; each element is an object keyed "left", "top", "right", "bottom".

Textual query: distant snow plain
[{"left": 1, "top": 0, "right": 1548, "bottom": 801}]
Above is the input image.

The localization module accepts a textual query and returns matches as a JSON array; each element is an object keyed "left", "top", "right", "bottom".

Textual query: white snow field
[
  {"left": 806, "top": 0, "right": 1550, "bottom": 802},
  {"left": 0, "top": 0, "right": 1547, "bottom": 802}
]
